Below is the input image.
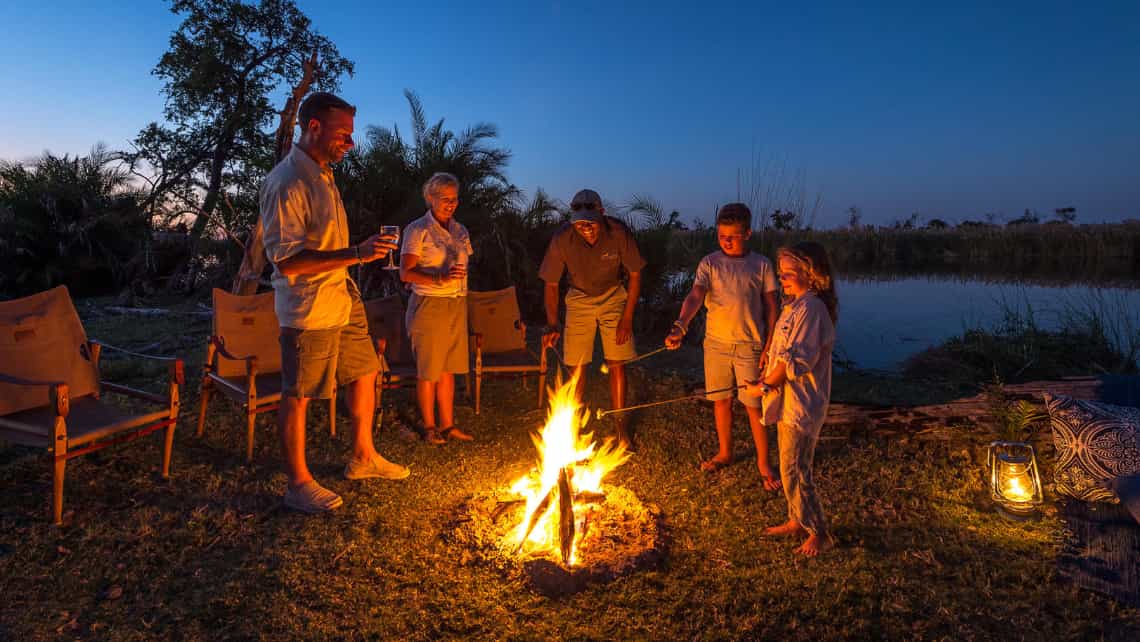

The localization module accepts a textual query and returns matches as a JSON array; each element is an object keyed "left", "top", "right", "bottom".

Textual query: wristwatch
[{"left": 543, "top": 324, "right": 562, "bottom": 335}]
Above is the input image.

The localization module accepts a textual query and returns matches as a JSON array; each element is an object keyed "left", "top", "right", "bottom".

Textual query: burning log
[
  {"left": 516, "top": 484, "right": 556, "bottom": 553},
  {"left": 558, "top": 467, "right": 575, "bottom": 565},
  {"left": 491, "top": 499, "right": 526, "bottom": 522},
  {"left": 575, "top": 490, "right": 606, "bottom": 505}
]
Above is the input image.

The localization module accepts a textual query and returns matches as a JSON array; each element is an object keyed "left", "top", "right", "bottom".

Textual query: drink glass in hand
[{"left": 380, "top": 225, "right": 400, "bottom": 270}]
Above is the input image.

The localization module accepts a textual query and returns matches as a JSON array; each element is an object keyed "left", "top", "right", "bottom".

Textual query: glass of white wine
[{"left": 380, "top": 225, "right": 400, "bottom": 270}]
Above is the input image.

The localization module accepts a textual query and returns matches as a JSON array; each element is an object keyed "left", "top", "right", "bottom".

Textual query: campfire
[
  {"left": 508, "top": 374, "right": 630, "bottom": 566},
  {"left": 447, "top": 375, "right": 667, "bottom": 597}
]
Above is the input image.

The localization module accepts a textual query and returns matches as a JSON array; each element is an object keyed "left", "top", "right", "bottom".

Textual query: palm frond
[{"left": 625, "top": 194, "right": 665, "bottom": 229}]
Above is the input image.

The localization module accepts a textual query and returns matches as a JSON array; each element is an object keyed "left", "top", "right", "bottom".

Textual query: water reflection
[{"left": 837, "top": 274, "right": 1140, "bottom": 371}]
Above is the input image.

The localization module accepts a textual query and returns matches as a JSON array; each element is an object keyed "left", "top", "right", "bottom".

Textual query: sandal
[
  {"left": 423, "top": 427, "right": 446, "bottom": 445},
  {"left": 440, "top": 425, "right": 474, "bottom": 441}
]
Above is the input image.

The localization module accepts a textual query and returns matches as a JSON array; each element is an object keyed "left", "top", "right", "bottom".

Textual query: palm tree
[
  {"left": 337, "top": 90, "right": 551, "bottom": 298},
  {"left": 0, "top": 146, "right": 151, "bottom": 297}
]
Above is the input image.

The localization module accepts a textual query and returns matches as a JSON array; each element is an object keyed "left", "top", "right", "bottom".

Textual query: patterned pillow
[{"left": 1043, "top": 393, "right": 1140, "bottom": 503}]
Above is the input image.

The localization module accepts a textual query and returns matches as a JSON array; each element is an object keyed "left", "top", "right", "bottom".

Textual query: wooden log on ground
[
  {"left": 824, "top": 376, "right": 1107, "bottom": 433},
  {"left": 558, "top": 467, "right": 575, "bottom": 565}
]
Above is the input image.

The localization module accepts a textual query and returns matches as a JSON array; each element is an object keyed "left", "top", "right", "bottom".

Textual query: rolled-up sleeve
[
  {"left": 260, "top": 182, "right": 308, "bottom": 264},
  {"left": 775, "top": 304, "right": 829, "bottom": 381},
  {"left": 693, "top": 256, "right": 712, "bottom": 290},
  {"left": 401, "top": 222, "right": 425, "bottom": 258},
  {"left": 622, "top": 231, "right": 647, "bottom": 272},
  {"left": 538, "top": 238, "right": 566, "bottom": 284}
]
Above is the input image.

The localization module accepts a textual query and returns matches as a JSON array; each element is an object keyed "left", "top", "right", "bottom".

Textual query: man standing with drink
[{"left": 261, "top": 92, "right": 410, "bottom": 514}]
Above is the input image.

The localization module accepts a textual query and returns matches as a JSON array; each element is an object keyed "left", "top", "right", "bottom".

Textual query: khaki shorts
[
  {"left": 703, "top": 337, "right": 764, "bottom": 407},
  {"left": 563, "top": 285, "right": 637, "bottom": 366},
  {"left": 280, "top": 291, "right": 379, "bottom": 399},
  {"left": 406, "top": 293, "right": 469, "bottom": 381}
]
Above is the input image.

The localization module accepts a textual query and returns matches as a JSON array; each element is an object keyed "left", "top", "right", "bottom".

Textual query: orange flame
[{"left": 511, "top": 374, "right": 629, "bottom": 565}]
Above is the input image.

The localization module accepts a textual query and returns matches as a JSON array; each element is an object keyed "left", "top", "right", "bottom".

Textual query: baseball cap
[{"left": 569, "top": 189, "right": 604, "bottom": 222}]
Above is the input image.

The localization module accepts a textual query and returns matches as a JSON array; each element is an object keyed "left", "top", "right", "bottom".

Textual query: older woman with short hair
[{"left": 399, "top": 172, "right": 474, "bottom": 443}]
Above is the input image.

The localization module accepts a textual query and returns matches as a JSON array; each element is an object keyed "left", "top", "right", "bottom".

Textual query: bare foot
[
  {"left": 700, "top": 456, "right": 732, "bottom": 473},
  {"left": 796, "top": 533, "right": 834, "bottom": 557},
  {"left": 763, "top": 520, "right": 808, "bottom": 538}
]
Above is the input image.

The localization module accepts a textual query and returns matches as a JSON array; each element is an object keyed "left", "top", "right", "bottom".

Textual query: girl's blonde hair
[{"left": 777, "top": 242, "right": 839, "bottom": 324}]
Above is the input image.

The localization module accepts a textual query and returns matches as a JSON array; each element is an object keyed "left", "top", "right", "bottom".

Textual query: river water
[{"left": 837, "top": 275, "right": 1140, "bottom": 370}]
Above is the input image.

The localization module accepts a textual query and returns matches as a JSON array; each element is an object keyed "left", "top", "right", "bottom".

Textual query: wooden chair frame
[
  {"left": 196, "top": 335, "right": 336, "bottom": 463},
  {"left": 469, "top": 314, "right": 547, "bottom": 415},
  {"left": 0, "top": 341, "right": 183, "bottom": 525}
]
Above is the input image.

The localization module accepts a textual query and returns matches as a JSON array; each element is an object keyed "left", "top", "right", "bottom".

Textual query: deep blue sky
[{"left": 3, "top": 1, "right": 1138, "bottom": 226}]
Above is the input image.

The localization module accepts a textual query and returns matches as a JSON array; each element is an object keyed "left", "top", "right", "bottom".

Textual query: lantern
[{"left": 987, "top": 441, "right": 1043, "bottom": 518}]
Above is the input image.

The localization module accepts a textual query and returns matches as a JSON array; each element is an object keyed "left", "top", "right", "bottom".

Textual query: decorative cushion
[
  {"left": 1103, "top": 475, "right": 1140, "bottom": 525},
  {"left": 1044, "top": 393, "right": 1140, "bottom": 503}
]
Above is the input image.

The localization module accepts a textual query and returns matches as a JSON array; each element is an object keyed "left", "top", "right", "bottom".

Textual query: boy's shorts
[
  {"left": 563, "top": 285, "right": 637, "bottom": 366},
  {"left": 406, "top": 293, "right": 469, "bottom": 381},
  {"left": 703, "top": 337, "right": 764, "bottom": 407},
  {"left": 280, "top": 292, "right": 379, "bottom": 399}
]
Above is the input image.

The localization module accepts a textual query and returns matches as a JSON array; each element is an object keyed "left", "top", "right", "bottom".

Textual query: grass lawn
[{"left": 1, "top": 302, "right": 1138, "bottom": 640}]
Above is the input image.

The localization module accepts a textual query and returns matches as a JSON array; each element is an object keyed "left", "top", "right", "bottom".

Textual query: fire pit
[{"left": 448, "top": 377, "right": 668, "bottom": 597}]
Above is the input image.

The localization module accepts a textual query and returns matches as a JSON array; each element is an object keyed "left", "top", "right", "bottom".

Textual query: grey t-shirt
[
  {"left": 693, "top": 251, "right": 777, "bottom": 344},
  {"left": 538, "top": 219, "right": 647, "bottom": 296}
]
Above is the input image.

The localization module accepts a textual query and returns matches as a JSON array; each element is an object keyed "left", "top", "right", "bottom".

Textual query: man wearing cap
[{"left": 539, "top": 189, "right": 646, "bottom": 446}]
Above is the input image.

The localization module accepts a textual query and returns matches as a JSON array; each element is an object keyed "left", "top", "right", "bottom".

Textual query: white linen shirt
[
  {"left": 761, "top": 292, "right": 835, "bottom": 432},
  {"left": 259, "top": 146, "right": 351, "bottom": 330},
  {"left": 693, "top": 250, "right": 777, "bottom": 344},
  {"left": 401, "top": 210, "right": 473, "bottom": 297}
]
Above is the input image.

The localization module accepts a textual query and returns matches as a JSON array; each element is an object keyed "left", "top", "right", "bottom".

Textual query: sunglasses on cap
[{"left": 571, "top": 202, "right": 599, "bottom": 212}]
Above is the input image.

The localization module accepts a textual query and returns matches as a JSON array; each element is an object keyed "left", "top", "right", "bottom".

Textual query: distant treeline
[
  {"left": 3, "top": 144, "right": 1138, "bottom": 340},
  {"left": 752, "top": 222, "right": 1140, "bottom": 283}
]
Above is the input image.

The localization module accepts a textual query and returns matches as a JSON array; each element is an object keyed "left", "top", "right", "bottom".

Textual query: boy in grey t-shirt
[{"left": 665, "top": 203, "right": 780, "bottom": 489}]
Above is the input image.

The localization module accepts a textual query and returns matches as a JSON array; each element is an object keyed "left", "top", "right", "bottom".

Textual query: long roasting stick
[
  {"left": 545, "top": 344, "right": 571, "bottom": 376},
  {"left": 599, "top": 345, "right": 670, "bottom": 374},
  {"left": 595, "top": 384, "right": 750, "bottom": 419}
]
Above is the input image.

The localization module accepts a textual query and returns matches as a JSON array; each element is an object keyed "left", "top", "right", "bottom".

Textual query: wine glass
[{"left": 380, "top": 225, "right": 400, "bottom": 270}]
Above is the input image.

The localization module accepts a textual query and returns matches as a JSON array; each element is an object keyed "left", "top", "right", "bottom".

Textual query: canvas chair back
[
  {"left": 467, "top": 287, "right": 526, "bottom": 354},
  {"left": 363, "top": 295, "right": 414, "bottom": 366},
  {"left": 0, "top": 286, "right": 99, "bottom": 415},
  {"left": 212, "top": 289, "right": 282, "bottom": 378}
]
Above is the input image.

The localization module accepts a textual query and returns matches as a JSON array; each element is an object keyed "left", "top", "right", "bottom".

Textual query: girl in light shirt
[{"left": 747, "top": 242, "right": 837, "bottom": 557}]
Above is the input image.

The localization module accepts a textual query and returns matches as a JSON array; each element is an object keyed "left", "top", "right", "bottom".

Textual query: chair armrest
[
  {"left": 0, "top": 373, "right": 69, "bottom": 417},
  {"left": 91, "top": 340, "right": 185, "bottom": 395},
  {"left": 101, "top": 382, "right": 167, "bottom": 405},
  {"left": 0, "top": 371, "right": 65, "bottom": 388},
  {"left": 90, "top": 339, "right": 180, "bottom": 362},
  {"left": 210, "top": 336, "right": 259, "bottom": 376},
  {"left": 209, "top": 336, "right": 256, "bottom": 363}
]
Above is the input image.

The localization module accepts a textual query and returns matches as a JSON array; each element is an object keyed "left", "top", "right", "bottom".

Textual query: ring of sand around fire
[{"left": 447, "top": 486, "right": 668, "bottom": 597}]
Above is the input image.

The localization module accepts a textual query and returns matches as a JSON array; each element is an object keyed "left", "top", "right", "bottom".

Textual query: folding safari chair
[
  {"left": 196, "top": 289, "right": 335, "bottom": 463},
  {"left": 0, "top": 286, "right": 183, "bottom": 525},
  {"left": 363, "top": 294, "right": 418, "bottom": 421},
  {"left": 466, "top": 287, "right": 547, "bottom": 415}
]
